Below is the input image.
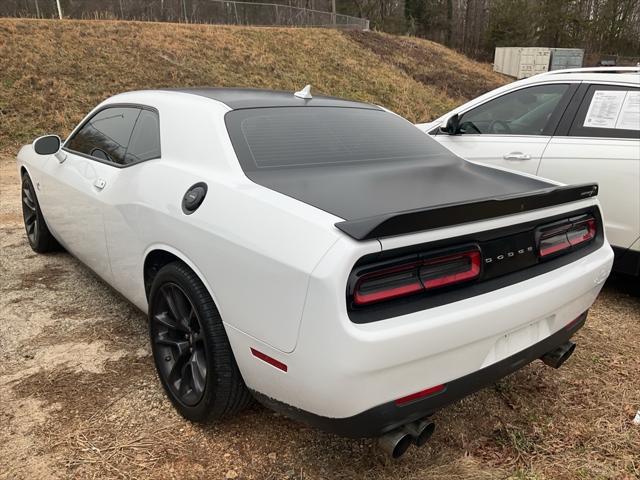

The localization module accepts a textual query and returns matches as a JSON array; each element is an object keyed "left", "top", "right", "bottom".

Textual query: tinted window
[
  {"left": 66, "top": 107, "right": 140, "bottom": 164},
  {"left": 124, "top": 109, "right": 161, "bottom": 164},
  {"left": 226, "top": 107, "right": 450, "bottom": 171},
  {"left": 459, "top": 84, "right": 569, "bottom": 135},
  {"left": 569, "top": 85, "right": 640, "bottom": 139}
]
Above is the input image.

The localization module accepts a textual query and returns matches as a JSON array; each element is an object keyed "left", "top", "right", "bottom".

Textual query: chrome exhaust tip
[
  {"left": 403, "top": 420, "right": 436, "bottom": 447},
  {"left": 378, "top": 429, "right": 413, "bottom": 459}
]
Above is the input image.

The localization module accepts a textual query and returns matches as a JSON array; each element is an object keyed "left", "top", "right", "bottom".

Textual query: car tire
[
  {"left": 148, "top": 261, "right": 252, "bottom": 422},
  {"left": 21, "top": 173, "right": 61, "bottom": 253}
]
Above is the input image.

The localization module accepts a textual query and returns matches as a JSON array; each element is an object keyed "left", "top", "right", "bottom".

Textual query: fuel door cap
[{"left": 182, "top": 182, "right": 207, "bottom": 214}]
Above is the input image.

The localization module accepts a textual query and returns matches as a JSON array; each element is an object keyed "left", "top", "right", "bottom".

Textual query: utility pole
[
  {"left": 331, "top": 0, "right": 336, "bottom": 26},
  {"left": 55, "top": 0, "right": 63, "bottom": 19}
]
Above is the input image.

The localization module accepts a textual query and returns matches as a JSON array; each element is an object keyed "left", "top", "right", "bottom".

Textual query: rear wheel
[
  {"left": 21, "top": 173, "right": 61, "bottom": 253},
  {"left": 148, "top": 262, "right": 252, "bottom": 422}
]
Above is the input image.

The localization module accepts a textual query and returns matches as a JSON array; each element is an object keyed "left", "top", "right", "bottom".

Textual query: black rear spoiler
[{"left": 335, "top": 183, "right": 599, "bottom": 241}]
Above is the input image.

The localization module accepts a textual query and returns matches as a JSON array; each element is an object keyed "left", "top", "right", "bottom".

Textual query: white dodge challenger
[{"left": 17, "top": 87, "right": 613, "bottom": 458}]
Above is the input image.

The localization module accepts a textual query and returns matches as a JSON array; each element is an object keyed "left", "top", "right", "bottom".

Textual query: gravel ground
[{"left": 1, "top": 155, "right": 639, "bottom": 480}]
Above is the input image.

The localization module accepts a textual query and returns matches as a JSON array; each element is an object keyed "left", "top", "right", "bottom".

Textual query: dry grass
[
  {"left": 1, "top": 18, "right": 639, "bottom": 480},
  {"left": 0, "top": 18, "right": 506, "bottom": 155}
]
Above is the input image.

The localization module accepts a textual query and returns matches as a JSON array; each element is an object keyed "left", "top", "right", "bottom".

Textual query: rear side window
[
  {"left": 124, "top": 109, "right": 161, "bottom": 164},
  {"left": 66, "top": 107, "right": 140, "bottom": 164},
  {"left": 459, "top": 84, "right": 570, "bottom": 135},
  {"left": 226, "top": 107, "right": 451, "bottom": 171},
  {"left": 569, "top": 85, "right": 640, "bottom": 139}
]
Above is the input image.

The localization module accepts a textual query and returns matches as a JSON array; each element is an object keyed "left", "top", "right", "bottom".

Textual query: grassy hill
[{"left": 0, "top": 18, "right": 506, "bottom": 153}]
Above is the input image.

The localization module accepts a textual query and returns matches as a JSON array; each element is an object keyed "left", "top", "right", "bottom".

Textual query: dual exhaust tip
[
  {"left": 378, "top": 341, "right": 578, "bottom": 459},
  {"left": 378, "top": 420, "right": 435, "bottom": 459}
]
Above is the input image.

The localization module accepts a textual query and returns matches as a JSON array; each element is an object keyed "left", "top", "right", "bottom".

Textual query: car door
[
  {"left": 539, "top": 83, "right": 640, "bottom": 252},
  {"left": 38, "top": 106, "right": 142, "bottom": 282},
  {"left": 99, "top": 107, "right": 162, "bottom": 304},
  {"left": 433, "top": 83, "right": 577, "bottom": 175}
]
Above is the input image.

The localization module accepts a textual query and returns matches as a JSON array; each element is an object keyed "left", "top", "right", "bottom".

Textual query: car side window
[
  {"left": 568, "top": 85, "right": 640, "bottom": 140},
  {"left": 124, "top": 109, "right": 161, "bottom": 164},
  {"left": 458, "top": 84, "right": 569, "bottom": 135},
  {"left": 66, "top": 107, "right": 141, "bottom": 165}
]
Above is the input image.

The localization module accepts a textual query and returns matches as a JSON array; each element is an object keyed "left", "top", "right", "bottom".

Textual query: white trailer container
[
  {"left": 549, "top": 48, "right": 584, "bottom": 70},
  {"left": 493, "top": 47, "right": 551, "bottom": 79}
]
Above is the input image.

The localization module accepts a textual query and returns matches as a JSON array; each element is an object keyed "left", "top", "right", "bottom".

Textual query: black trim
[
  {"left": 347, "top": 206, "right": 603, "bottom": 323},
  {"left": 554, "top": 83, "right": 590, "bottom": 136},
  {"left": 335, "top": 183, "right": 599, "bottom": 241},
  {"left": 62, "top": 103, "right": 161, "bottom": 169},
  {"left": 612, "top": 245, "right": 640, "bottom": 276},
  {"left": 542, "top": 83, "right": 579, "bottom": 136},
  {"left": 252, "top": 311, "right": 588, "bottom": 438}
]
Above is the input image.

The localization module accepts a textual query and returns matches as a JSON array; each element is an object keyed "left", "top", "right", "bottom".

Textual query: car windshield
[{"left": 225, "top": 107, "right": 451, "bottom": 171}]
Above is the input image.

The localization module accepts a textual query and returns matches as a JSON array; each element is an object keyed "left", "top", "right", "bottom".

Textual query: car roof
[
  {"left": 527, "top": 66, "right": 639, "bottom": 84},
  {"left": 159, "top": 87, "right": 381, "bottom": 110}
]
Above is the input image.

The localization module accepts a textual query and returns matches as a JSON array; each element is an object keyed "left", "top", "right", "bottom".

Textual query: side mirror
[
  {"left": 33, "top": 135, "right": 61, "bottom": 155},
  {"left": 441, "top": 114, "right": 460, "bottom": 135}
]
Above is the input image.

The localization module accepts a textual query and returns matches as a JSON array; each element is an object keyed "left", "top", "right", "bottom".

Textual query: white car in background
[{"left": 417, "top": 67, "right": 640, "bottom": 276}]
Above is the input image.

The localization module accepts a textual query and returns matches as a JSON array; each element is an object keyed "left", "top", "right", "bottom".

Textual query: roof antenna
[{"left": 294, "top": 84, "right": 312, "bottom": 99}]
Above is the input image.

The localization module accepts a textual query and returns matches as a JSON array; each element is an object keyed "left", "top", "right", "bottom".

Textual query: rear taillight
[
  {"left": 538, "top": 216, "right": 596, "bottom": 258},
  {"left": 353, "top": 249, "right": 481, "bottom": 306}
]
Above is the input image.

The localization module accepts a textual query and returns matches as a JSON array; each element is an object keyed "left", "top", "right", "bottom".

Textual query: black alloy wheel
[
  {"left": 21, "top": 177, "right": 39, "bottom": 245},
  {"left": 148, "top": 262, "right": 252, "bottom": 422},
  {"left": 20, "top": 173, "right": 61, "bottom": 253},
  {"left": 151, "top": 282, "right": 208, "bottom": 406}
]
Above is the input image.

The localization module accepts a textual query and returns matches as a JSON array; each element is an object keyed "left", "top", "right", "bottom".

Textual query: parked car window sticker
[
  {"left": 583, "top": 90, "right": 640, "bottom": 131},
  {"left": 458, "top": 84, "right": 569, "bottom": 135}
]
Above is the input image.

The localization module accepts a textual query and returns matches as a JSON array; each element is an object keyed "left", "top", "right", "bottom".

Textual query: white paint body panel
[{"left": 17, "top": 89, "right": 614, "bottom": 421}]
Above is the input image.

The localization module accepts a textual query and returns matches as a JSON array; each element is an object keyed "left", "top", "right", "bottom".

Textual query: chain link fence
[{"left": 1, "top": 0, "right": 369, "bottom": 29}]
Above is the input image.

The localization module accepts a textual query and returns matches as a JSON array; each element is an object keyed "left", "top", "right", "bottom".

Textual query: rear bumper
[
  {"left": 227, "top": 238, "right": 613, "bottom": 437},
  {"left": 252, "top": 311, "right": 587, "bottom": 438}
]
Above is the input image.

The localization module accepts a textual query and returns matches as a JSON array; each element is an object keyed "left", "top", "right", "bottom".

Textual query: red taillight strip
[
  {"left": 395, "top": 384, "right": 446, "bottom": 406},
  {"left": 250, "top": 348, "right": 288, "bottom": 372},
  {"left": 353, "top": 249, "right": 481, "bottom": 306}
]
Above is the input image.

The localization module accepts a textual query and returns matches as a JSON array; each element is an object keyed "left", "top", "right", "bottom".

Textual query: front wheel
[
  {"left": 21, "top": 173, "right": 61, "bottom": 253},
  {"left": 148, "top": 262, "right": 252, "bottom": 422}
]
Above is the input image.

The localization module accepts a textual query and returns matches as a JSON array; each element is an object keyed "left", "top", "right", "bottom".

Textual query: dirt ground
[{"left": 0, "top": 154, "right": 639, "bottom": 480}]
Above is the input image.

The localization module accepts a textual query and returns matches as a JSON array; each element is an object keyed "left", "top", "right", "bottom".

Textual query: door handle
[
  {"left": 503, "top": 152, "right": 532, "bottom": 161},
  {"left": 93, "top": 178, "right": 106, "bottom": 190}
]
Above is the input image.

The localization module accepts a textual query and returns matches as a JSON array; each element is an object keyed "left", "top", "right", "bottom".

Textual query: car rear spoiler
[{"left": 335, "top": 183, "right": 599, "bottom": 241}]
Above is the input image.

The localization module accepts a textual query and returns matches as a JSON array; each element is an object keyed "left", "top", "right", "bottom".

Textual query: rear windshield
[{"left": 225, "top": 107, "right": 450, "bottom": 171}]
